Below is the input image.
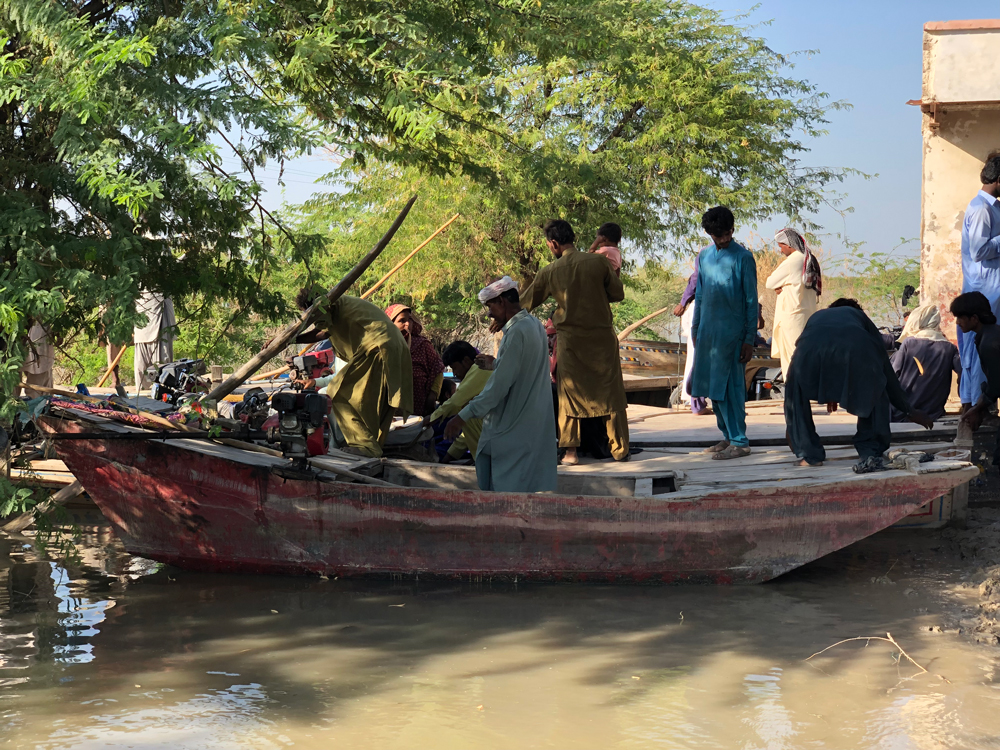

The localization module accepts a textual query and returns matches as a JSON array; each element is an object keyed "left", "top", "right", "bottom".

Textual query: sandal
[
  {"left": 702, "top": 440, "right": 730, "bottom": 454},
  {"left": 852, "top": 456, "right": 887, "bottom": 474},
  {"left": 711, "top": 445, "right": 751, "bottom": 460}
]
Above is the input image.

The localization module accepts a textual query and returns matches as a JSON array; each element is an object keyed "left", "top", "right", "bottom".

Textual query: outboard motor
[
  {"left": 288, "top": 349, "right": 337, "bottom": 384},
  {"left": 149, "top": 359, "right": 208, "bottom": 404},
  {"left": 265, "top": 389, "right": 330, "bottom": 468}
]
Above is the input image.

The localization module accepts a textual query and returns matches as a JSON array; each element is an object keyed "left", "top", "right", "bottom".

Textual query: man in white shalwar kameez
[
  {"left": 766, "top": 228, "right": 822, "bottom": 376},
  {"left": 444, "top": 277, "right": 558, "bottom": 493},
  {"left": 134, "top": 291, "right": 177, "bottom": 391}
]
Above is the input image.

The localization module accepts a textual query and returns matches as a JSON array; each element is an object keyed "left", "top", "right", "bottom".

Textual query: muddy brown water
[{"left": 3, "top": 522, "right": 1000, "bottom": 749}]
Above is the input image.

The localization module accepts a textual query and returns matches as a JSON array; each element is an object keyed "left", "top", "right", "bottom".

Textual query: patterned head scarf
[
  {"left": 384, "top": 303, "right": 423, "bottom": 339},
  {"left": 898, "top": 303, "right": 948, "bottom": 343},
  {"left": 477, "top": 276, "right": 518, "bottom": 303},
  {"left": 774, "top": 228, "right": 822, "bottom": 295}
]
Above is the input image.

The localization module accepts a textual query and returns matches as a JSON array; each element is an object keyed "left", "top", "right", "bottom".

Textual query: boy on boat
[
  {"left": 425, "top": 340, "right": 492, "bottom": 463},
  {"left": 443, "top": 277, "right": 557, "bottom": 493},
  {"left": 784, "top": 298, "right": 933, "bottom": 471}
]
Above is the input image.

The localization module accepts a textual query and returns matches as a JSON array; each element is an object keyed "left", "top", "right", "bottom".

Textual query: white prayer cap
[{"left": 477, "top": 276, "right": 518, "bottom": 303}]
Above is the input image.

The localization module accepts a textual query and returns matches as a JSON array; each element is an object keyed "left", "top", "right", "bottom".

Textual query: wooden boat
[{"left": 37, "top": 409, "right": 978, "bottom": 584}]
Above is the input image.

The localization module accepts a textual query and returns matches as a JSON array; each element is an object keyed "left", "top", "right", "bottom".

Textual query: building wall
[
  {"left": 921, "top": 107, "right": 1000, "bottom": 339},
  {"left": 920, "top": 22, "right": 1000, "bottom": 340}
]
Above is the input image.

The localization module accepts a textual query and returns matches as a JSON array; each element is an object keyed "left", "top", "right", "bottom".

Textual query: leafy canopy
[
  {"left": 282, "top": 0, "right": 851, "bottom": 332},
  {"left": 0, "top": 0, "right": 546, "bottom": 412}
]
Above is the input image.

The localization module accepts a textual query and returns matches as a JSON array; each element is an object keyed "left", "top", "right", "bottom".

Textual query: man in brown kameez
[
  {"left": 521, "top": 219, "right": 629, "bottom": 464},
  {"left": 296, "top": 290, "right": 413, "bottom": 457}
]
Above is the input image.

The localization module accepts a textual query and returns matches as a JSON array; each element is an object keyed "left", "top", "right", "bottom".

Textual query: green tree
[
  {"left": 0, "top": 0, "right": 554, "bottom": 415},
  {"left": 283, "top": 0, "right": 851, "bottom": 335}
]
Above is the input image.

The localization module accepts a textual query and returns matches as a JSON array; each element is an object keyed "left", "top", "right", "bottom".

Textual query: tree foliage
[
  {"left": 283, "top": 0, "right": 851, "bottom": 335},
  {"left": 0, "top": 0, "right": 550, "bottom": 414}
]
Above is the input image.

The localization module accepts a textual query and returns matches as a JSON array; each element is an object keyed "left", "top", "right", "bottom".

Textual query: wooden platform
[{"left": 625, "top": 401, "right": 958, "bottom": 448}]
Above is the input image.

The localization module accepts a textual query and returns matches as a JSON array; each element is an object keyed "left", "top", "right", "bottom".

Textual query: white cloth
[
  {"left": 134, "top": 339, "right": 174, "bottom": 391},
  {"left": 134, "top": 291, "right": 176, "bottom": 344},
  {"left": 477, "top": 276, "right": 517, "bottom": 304},
  {"left": 898, "top": 303, "right": 949, "bottom": 343},
  {"left": 20, "top": 323, "right": 54, "bottom": 398},
  {"left": 681, "top": 302, "right": 695, "bottom": 404},
  {"left": 133, "top": 291, "right": 177, "bottom": 391},
  {"left": 765, "top": 250, "right": 818, "bottom": 374}
]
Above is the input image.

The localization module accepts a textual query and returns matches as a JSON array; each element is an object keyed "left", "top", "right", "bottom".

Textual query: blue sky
[{"left": 245, "top": 2, "right": 1000, "bottom": 263}]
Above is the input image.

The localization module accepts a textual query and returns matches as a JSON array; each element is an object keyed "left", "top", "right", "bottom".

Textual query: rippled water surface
[{"left": 3, "top": 523, "right": 1000, "bottom": 749}]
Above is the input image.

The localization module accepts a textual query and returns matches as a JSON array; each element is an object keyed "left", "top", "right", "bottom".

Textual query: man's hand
[
  {"left": 673, "top": 303, "right": 686, "bottom": 317},
  {"left": 443, "top": 415, "right": 466, "bottom": 440},
  {"left": 774, "top": 287, "right": 783, "bottom": 295},
  {"left": 739, "top": 343, "right": 753, "bottom": 364},
  {"left": 488, "top": 318, "right": 502, "bottom": 334},
  {"left": 589, "top": 234, "right": 608, "bottom": 252},
  {"left": 826, "top": 402, "right": 838, "bottom": 414},
  {"left": 962, "top": 405, "right": 985, "bottom": 432},
  {"left": 909, "top": 409, "right": 935, "bottom": 430},
  {"left": 475, "top": 353, "right": 496, "bottom": 371}
]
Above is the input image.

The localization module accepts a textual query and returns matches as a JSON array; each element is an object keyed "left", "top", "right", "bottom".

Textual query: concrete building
[{"left": 917, "top": 19, "right": 1000, "bottom": 339}]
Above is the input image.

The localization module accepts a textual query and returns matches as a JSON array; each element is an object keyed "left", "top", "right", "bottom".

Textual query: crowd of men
[{"left": 23, "top": 153, "right": 1000, "bottom": 491}]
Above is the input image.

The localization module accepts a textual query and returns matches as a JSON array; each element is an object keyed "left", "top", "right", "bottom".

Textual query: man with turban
[
  {"left": 766, "top": 228, "right": 822, "bottom": 376},
  {"left": 521, "top": 219, "right": 629, "bottom": 466},
  {"left": 444, "top": 277, "right": 557, "bottom": 492},
  {"left": 295, "top": 288, "right": 413, "bottom": 458},
  {"left": 890, "top": 303, "right": 959, "bottom": 422}
]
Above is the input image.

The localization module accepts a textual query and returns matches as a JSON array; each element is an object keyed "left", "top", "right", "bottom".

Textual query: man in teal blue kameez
[{"left": 690, "top": 206, "right": 759, "bottom": 460}]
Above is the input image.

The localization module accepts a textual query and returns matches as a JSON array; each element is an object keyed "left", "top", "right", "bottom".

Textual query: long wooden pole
[
  {"left": 361, "top": 213, "right": 460, "bottom": 300},
  {"left": 205, "top": 194, "right": 418, "bottom": 403},
  {"left": 96, "top": 343, "right": 129, "bottom": 388},
  {"left": 617, "top": 305, "right": 673, "bottom": 341}
]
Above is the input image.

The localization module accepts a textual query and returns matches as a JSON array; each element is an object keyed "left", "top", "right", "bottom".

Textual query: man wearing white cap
[{"left": 444, "top": 277, "right": 557, "bottom": 493}]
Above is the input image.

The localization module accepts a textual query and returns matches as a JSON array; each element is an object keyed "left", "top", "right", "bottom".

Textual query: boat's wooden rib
[{"left": 35, "top": 414, "right": 978, "bottom": 584}]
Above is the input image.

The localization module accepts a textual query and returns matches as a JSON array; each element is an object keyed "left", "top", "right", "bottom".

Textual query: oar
[
  {"left": 618, "top": 305, "right": 673, "bottom": 341},
  {"left": 361, "top": 213, "right": 460, "bottom": 300},
  {"left": 205, "top": 194, "right": 418, "bottom": 403}
]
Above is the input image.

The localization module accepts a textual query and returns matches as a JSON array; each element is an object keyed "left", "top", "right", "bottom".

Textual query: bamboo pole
[
  {"left": 617, "top": 305, "right": 673, "bottom": 341},
  {"left": 96, "top": 343, "right": 129, "bottom": 388},
  {"left": 243, "top": 215, "right": 453, "bottom": 386},
  {"left": 361, "top": 213, "right": 460, "bottom": 300},
  {"left": 205, "top": 194, "right": 418, "bottom": 403}
]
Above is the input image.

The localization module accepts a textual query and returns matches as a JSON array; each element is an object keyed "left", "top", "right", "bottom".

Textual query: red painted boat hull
[{"left": 40, "top": 418, "right": 975, "bottom": 584}]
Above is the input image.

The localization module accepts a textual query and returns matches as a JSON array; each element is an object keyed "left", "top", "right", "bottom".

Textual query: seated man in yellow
[
  {"left": 295, "top": 288, "right": 412, "bottom": 457},
  {"left": 426, "top": 341, "right": 492, "bottom": 462}
]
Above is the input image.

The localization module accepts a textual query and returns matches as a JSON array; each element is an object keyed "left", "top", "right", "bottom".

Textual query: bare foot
[
  {"left": 560, "top": 448, "right": 579, "bottom": 466},
  {"left": 795, "top": 459, "right": 823, "bottom": 467}
]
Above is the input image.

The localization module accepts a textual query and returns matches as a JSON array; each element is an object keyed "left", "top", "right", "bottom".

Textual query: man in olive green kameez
[
  {"left": 521, "top": 219, "right": 629, "bottom": 464},
  {"left": 296, "top": 290, "right": 413, "bottom": 457}
]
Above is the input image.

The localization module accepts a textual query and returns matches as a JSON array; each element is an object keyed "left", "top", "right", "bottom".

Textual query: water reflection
[{"left": 2, "top": 524, "right": 1000, "bottom": 748}]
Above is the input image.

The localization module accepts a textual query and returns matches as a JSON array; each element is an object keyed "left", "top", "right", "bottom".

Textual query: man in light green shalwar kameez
[
  {"left": 296, "top": 290, "right": 413, "bottom": 458},
  {"left": 444, "top": 278, "right": 557, "bottom": 493}
]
